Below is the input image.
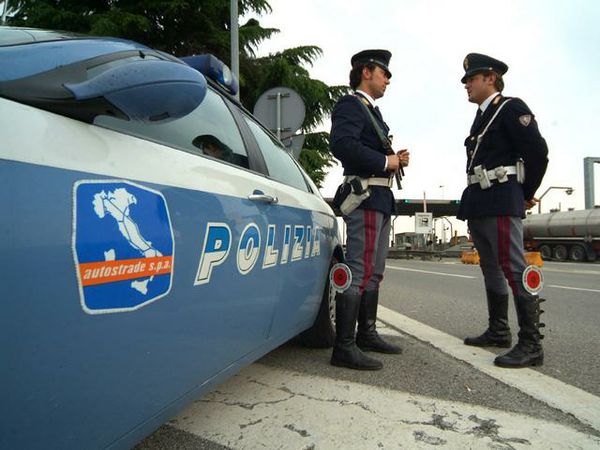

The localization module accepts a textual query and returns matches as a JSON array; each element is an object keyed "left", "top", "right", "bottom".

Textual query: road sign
[
  {"left": 253, "top": 87, "right": 305, "bottom": 140},
  {"left": 281, "top": 134, "right": 306, "bottom": 159},
  {"left": 415, "top": 212, "right": 433, "bottom": 234}
]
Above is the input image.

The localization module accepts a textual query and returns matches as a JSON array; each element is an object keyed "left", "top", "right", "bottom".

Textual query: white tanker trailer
[{"left": 523, "top": 209, "right": 600, "bottom": 262}]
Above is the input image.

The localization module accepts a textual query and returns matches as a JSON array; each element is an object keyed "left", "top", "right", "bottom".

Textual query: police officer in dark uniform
[
  {"left": 458, "top": 53, "right": 549, "bottom": 368},
  {"left": 329, "top": 49, "right": 409, "bottom": 370}
]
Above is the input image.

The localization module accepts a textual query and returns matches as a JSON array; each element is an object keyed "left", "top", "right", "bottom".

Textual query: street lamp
[{"left": 537, "top": 186, "right": 574, "bottom": 213}]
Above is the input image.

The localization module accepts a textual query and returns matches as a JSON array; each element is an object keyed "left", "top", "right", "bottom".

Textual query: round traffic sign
[{"left": 253, "top": 87, "right": 306, "bottom": 139}]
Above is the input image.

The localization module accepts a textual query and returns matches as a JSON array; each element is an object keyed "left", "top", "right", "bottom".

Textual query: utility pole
[{"left": 230, "top": 0, "right": 239, "bottom": 100}]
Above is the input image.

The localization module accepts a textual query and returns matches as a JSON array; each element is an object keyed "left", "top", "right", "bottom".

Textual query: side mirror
[{"left": 64, "top": 60, "right": 207, "bottom": 122}]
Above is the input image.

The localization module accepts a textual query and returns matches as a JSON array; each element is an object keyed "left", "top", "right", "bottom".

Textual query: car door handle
[{"left": 248, "top": 190, "right": 278, "bottom": 204}]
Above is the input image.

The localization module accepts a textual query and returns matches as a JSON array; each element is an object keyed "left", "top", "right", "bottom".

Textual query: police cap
[
  {"left": 461, "top": 53, "right": 508, "bottom": 83},
  {"left": 351, "top": 49, "right": 392, "bottom": 78}
]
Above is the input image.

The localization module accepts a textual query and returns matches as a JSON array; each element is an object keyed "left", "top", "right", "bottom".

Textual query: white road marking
[
  {"left": 378, "top": 306, "right": 600, "bottom": 433},
  {"left": 547, "top": 284, "right": 600, "bottom": 293},
  {"left": 386, "top": 265, "right": 477, "bottom": 279},
  {"left": 543, "top": 267, "right": 600, "bottom": 275},
  {"left": 171, "top": 364, "right": 600, "bottom": 449}
]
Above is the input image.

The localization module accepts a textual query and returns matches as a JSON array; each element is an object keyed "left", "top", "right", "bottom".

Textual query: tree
[
  {"left": 8, "top": 0, "right": 346, "bottom": 186},
  {"left": 242, "top": 47, "right": 347, "bottom": 186}
]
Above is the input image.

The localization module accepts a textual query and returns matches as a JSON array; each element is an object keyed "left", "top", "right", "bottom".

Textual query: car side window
[
  {"left": 243, "top": 117, "right": 309, "bottom": 192},
  {"left": 95, "top": 88, "right": 249, "bottom": 168}
]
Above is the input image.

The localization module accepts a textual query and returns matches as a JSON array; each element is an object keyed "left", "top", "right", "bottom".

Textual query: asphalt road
[
  {"left": 380, "top": 258, "right": 600, "bottom": 397},
  {"left": 136, "top": 258, "right": 600, "bottom": 449}
]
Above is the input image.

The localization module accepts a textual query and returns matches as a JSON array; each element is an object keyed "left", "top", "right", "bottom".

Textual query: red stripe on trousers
[
  {"left": 360, "top": 210, "right": 376, "bottom": 293},
  {"left": 498, "top": 216, "right": 517, "bottom": 293}
]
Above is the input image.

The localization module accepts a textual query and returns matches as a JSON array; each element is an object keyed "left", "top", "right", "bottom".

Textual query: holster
[
  {"left": 473, "top": 164, "right": 492, "bottom": 190},
  {"left": 333, "top": 176, "right": 370, "bottom": 215},
  {"left": 516, "top": 158, "right": 526, "bottom": 183}
]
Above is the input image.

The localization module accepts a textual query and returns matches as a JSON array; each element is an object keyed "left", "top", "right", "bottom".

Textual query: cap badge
[
  {"left": 463, "top": 57, "right": 469, "bottom": 70},
  {"left": 519, "top": 114, "right": 532, "bottom": 127}
]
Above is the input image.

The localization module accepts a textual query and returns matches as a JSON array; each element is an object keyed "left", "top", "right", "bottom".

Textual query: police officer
[
  {"left": 329, "top": 49, "right": 409, "bottom": 370},
  {"left": 458, "top": 53, "right": 549, "bottom": 368}
]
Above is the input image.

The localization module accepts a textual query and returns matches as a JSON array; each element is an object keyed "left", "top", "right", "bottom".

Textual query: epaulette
[{"left": 353, "top": 92, "right": 372, "bottom": 108}]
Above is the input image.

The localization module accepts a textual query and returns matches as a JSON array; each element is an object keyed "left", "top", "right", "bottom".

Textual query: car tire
[{"left": 299, "top": 257, "right": 337, "bottom": 348}]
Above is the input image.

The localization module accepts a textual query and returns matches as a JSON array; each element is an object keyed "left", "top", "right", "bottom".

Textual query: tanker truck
[{"left": 523, "top": 209, "right": 600, "bottom": 262}]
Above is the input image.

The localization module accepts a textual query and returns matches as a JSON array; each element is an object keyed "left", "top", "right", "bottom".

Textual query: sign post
[{"left": 253, "top": 87, "right": 306, "bottom": 159}]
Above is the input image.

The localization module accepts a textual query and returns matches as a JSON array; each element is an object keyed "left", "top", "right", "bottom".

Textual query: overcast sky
[{"left": 250, "top": 0, "right": 600, "bottom": 237}]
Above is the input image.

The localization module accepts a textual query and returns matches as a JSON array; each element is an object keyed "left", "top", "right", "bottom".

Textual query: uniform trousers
[
  {"left": 344, "top": 208, "right": 390, "bottom": 296},
  {"left": 468, "top": 216, "right": 530, "bottom": 297}
]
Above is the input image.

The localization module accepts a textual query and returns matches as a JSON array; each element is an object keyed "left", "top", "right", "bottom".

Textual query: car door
[{"left": 239, "top": 115, "right": 338, "bottom": 341}]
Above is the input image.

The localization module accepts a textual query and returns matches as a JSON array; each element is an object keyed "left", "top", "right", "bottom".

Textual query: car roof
[
  {"left": 0, "top": 26, "right": 88, "bottom": 45},
  {"left": 0, "top": 26, "right": 162, "bottom": 82}
]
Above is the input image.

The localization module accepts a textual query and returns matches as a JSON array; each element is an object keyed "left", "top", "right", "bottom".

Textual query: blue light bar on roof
[{"left": 181, "top": 54, "right": 239, "bottom": 96}]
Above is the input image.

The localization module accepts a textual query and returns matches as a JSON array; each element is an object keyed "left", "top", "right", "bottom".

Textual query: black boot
[
  {"left": 356, "top": 290, "right": 402, "bottom": 354},
  {"left": 464, "top": 290, "right": 512, "bottom": 348},
  {"left": 331, "top": 293, "right": 383, "bottom": 370},
  {"left": 495, "top": 295, "right": 544, "bottom": 368}
]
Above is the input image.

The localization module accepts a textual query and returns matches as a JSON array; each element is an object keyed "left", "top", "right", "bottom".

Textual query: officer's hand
[
  {"left": 525, "top": 198, "right": 538, "bottom": 210},
  {"left": 386, "top": 154, "right": 400, "bottom": 171},
  {"left": 397, "top": 149, "right": 410, "bottom": 167}
]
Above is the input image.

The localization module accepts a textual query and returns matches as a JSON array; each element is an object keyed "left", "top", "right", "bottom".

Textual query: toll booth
[{"left": 394, "top": 232, "right": 428, "bottom": 250}]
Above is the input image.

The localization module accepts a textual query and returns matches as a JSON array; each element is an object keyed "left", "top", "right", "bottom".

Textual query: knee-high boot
[
  {"left": 495, "top": 295, "right": 545, "bottom": 368},
  {"left": 464, "top": 290, "right": 512, "bottom": 348},
  {"left": 356, "top": 290, "right": 402, "bottom": 354},
  {"left": 331, "top": 292, "right": 383, "bottom": 370}
]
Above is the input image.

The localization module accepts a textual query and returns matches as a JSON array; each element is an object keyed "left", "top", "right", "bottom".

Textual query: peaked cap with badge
[
  {"left": 351, "top": 49, "right": 392, "bottom": 78},
  {"left": 461, "top": 53, "right": 508, "bottom": 83}
]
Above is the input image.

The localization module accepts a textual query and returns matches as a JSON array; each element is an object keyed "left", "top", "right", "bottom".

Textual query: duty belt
[
  {"left": 344, "top": 176, "right": 394, "bottom": 188},
  {"left": 467, "top": 165, "right": 518, "bottom": 186}
]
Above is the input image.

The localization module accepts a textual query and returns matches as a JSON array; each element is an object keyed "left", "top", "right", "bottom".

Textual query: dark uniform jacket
[
  {"left": 457, "top": 95, "right": 549, "bottom": 220},
  {"left": 330, "top": 93, "right": 395, "bottom": 216}
]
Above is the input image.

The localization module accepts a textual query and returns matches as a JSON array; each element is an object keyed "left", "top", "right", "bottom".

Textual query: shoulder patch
[{"left": 519, "top": 114, "right": 532, "bottom": 127}]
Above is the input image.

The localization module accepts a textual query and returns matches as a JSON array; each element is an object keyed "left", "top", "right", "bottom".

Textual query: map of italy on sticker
[{"left": 72, "top": 180, "right": 175, "bottom": 314}]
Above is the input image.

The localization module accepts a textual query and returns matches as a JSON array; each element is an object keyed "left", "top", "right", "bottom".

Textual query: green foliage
[
  {"left": 8, "top": 0, "right": 348, "bottom": 186},
  {"left": 299, "top": 132, "right": 338, "bottom": 188}
]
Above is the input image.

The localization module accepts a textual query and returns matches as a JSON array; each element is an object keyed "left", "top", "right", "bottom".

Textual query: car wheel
[
  {"left": 299, "top": 257, "right": 337, "bottom": 348},
  {"left": 569, "top": 245, "right": 586, "bottom": 262},
  {"left": 539, "top": 245, "right": 552, "bottom": 260},
  {"left": 553, "top": 244, "right": 568, "bottom": 261}
]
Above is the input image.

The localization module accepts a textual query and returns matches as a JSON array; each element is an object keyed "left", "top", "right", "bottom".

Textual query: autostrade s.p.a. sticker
[{"left": 72, "top": 180, "right": 174, "bottom": 314}]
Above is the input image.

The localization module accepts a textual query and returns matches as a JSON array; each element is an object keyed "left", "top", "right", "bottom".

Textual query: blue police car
[{"left": 0, "top": 27, "right": 343, "bottom": 449}]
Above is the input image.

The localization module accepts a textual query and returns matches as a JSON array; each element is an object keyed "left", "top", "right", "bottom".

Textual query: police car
[{"left": 0, "top": 27, "right": 343, "bottom": 449}]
